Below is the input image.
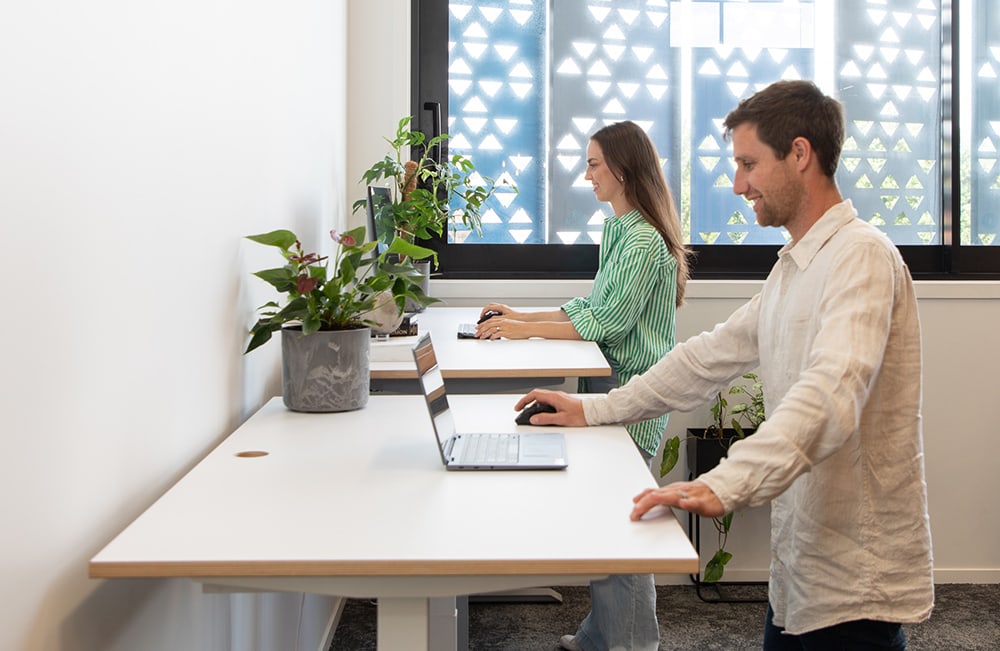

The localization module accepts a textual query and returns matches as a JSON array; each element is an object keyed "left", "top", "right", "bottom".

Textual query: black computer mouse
[
  {"left": 515, "top": 401, "right": 557, "bottom": 425},
  {"left": 477, "top": 310, "right": 502, "bottom": 324}
]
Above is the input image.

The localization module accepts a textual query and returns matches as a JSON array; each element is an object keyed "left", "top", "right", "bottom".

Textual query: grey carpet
[{"left": 329, "top": 583, "right": 1000, "bottom": 650}]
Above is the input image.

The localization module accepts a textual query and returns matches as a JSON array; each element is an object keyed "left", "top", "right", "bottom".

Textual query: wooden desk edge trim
[
  {"left": 370, "top": 367, "right": 613, "bottom": 380},
  {"left": 89, "top": 557, "right": 698, "bottom": 579}
]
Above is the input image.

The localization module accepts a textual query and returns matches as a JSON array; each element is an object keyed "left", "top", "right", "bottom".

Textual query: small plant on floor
[
  {"left": 704, "top": 373, "right": 764, "bottom": 582},
  {"left": 708, "top": 372, "right": 765, "bottom": 439},
  {"left": 660, "top": 373, "right": 765, "bottom": 582}
]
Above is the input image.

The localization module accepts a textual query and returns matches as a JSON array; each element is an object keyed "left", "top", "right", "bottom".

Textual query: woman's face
[{"left": 584, "top": 139, "right": 625, "bottom": 207}]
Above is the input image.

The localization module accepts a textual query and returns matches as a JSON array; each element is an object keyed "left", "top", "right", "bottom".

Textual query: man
[{"left": 518, "top": 80, "right": 934, "bottom": 650}]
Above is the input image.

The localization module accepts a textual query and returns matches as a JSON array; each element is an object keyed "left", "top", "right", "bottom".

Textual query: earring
[{"left": 619, "top": 176, "right": 625, "bottom": 182}]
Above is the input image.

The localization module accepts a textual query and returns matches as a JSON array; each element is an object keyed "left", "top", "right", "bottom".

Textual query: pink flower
[
  {"left": 330, "top": 229, "right": 357, "bottom": 247},
  {"left": 296, "top": 275, "right": 319, "bottom": 294}
]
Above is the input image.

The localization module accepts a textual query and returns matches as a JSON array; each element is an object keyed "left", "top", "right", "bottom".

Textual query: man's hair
[{"left": 723, "top": 80, "right": 845, "bottom": 178}]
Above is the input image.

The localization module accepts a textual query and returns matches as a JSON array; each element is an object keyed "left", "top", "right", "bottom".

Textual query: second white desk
[{"left": 369, "top": 307, "right": 612, "bottom": 383}]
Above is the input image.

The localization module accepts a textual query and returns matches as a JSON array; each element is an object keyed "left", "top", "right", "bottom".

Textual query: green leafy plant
[
  {"left": 658, "top": 374, "right": 764, "bottom": 480},
  {"left": 243, "top": 226, "right": 436, "bottom": 353},
  {"left": 659, "top": 432, "right": 681, "bottom": 482},
  {"left": 659, "top": 373, "right": 765, "bottom": 583},
  {"left": 707, "top": 372, "right": 766, "bottom": 438},
  {"left": 702, "top": 373, "right": 764, "bottom": 582},
  {"left": 351, "top": 115, "right": 514, "bottom": 266}
]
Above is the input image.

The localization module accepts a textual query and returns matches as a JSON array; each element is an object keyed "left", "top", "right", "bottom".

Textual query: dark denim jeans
[{"left": 764, "top": 604, "right": 907, "bottom": 651}]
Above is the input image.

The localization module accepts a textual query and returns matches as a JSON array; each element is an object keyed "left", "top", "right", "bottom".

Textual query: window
[
  {"left": 965, "top": 1, "right": 1000, "bottom": 248},
  {"left": 412, "top": 0, "right": 1000, "bottom": 278}
]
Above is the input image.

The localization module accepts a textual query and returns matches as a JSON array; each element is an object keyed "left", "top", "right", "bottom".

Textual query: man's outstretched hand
[{"left": 630, "top": 480, "right": 725, "bottom": 520}]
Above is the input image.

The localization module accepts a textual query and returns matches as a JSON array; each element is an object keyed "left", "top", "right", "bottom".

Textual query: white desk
[
  {"left": 369, "top": 307, "right": 612, "bottom": 380},
  {"left": 89, "top": 396, "right": 697, "bottom": 651}
]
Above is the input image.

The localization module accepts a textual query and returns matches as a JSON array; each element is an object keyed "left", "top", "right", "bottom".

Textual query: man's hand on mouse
[
  {"left": 630, "top": 481, "right": 725, "bottom": 520},
  {"left": 513, "top": 389, "right": 587, "bottom": 426}
]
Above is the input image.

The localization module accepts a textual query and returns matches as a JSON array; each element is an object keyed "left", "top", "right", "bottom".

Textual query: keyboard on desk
[
  {"left": 460, "top": 433, "right": 519, "bottom": 464},
  {"left": 457, "top": 323, "right": 478, "bottom": 339}
]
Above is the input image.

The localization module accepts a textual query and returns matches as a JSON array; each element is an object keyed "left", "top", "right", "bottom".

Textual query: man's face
[{"left": 730, "top": 123, "right": 803, "bottom": 230}]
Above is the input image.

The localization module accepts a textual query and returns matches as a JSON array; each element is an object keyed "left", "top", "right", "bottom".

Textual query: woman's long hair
[{"left": 591, "top": 121, "right": 691, "bottom": 305}]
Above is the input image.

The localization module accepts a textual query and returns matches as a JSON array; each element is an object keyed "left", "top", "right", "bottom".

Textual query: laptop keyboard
[{"left": 461, "top": 433, "right": 519, "bottom": 464}]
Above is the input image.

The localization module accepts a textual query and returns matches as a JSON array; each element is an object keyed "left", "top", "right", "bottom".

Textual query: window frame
[{"left": 411, "top": 0, "right": 1000, "bottom": 280}]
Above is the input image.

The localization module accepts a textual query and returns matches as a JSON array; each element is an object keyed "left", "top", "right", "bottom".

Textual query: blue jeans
[
  {"left": 575, "top": 452, "right": 658, "bottom": 651},
  {"left": 764, "top": 604, "right": 907, "bottom": 651},
  {"left": 578, "top": 366, "right": 619, "bottom": 394},
  {"left": 574, "top": 573, "right": 659, "bottom": 651}
]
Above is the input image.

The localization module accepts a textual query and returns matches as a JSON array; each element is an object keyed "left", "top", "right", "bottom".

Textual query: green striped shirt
[{"left": 562, "top": 209, "right": 678, "bottom": 455}]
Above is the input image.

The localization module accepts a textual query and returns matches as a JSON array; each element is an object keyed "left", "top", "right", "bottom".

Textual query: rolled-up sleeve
[
  {"left": 562, "top": 236, "right": 667, "bottom": 346},
  {"left": 582, "top": 293, "right": 762, "bottom": 427}
]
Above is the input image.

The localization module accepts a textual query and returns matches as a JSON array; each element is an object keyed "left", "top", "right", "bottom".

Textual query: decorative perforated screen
[{"left": 443, "top": 0, "right": 996, "bottom": 249}]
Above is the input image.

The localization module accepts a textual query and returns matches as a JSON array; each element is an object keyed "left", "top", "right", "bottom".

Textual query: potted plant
[
  {"left": 352, "top": 116, "right": 513, "bottom": 305},
  {"left": 687, "top": 373, "right": 765, "bottom": 477},
  {"left": 244, "top": 225, "right": 435, "bottom": 412},
  {"left": 658, "top": 373, "right": 765, "bottom": 583}
]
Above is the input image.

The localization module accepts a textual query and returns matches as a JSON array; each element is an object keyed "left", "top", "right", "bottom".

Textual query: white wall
[
  {"left": 346, "top": 1, "right": 411, "bottom": 227},
  {"left": 0, "top": 2, "right": 346, "bottom": 650}
]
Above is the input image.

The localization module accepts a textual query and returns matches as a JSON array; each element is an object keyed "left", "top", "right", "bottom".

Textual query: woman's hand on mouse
[
  {"left": 480, "top": 303, "right": 515, "bottom": 319},
  {"left": 476, "top": 317, "right": 532, "bottom": 340},
  {"left": 513, "top": 389, "right": 587, "bottom": 427}
]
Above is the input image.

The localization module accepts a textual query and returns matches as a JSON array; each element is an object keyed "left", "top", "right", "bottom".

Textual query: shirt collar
[
  {"left": 608, "top": 209, "right": 644, "bottom": 229},
  {"left": 780, "top": 200, "right": 858, "bottom": 270}
]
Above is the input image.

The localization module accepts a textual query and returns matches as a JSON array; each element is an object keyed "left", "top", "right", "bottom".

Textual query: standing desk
[
  {"left": 89, "top": 395, "right": 698, "bottom": 651},
  {"left": 369, "top": 306, "right": 615, "bottom": 611},
  {"left": 369, "top": 307, "right": 612, "bottom": 388}
]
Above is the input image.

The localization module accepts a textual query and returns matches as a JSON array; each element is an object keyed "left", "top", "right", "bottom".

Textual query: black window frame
[{"left": 411, "top": 0, "right": 999, "bottom": 280}]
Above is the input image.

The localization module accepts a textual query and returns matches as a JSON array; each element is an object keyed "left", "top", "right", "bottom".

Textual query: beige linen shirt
[{"left": 583, "top": 200, "right": 934, "bottom": 634}]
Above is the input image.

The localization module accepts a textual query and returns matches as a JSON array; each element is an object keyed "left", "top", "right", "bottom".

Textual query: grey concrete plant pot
[{"left": 280, "top": 325, "right": 371, "bottom": 412}]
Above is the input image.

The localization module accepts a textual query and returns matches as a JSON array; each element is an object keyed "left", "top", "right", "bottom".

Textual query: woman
[
  {"left": 477, "top": 120, "right": 688, "bottom": 461},
  {"left": 476, "top": 120, "right": 690, "bottom": 651}
]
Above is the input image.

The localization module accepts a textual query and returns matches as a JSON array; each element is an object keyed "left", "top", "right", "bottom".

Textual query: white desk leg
[
  {"left": 376, "top": 597, "right": 459, "bottom": 651},
  {"left": 377, "top": 597, "right": 430, "bottom": 651},
  {"left": 429, "top": 596, "right": 460, "bottom": 649}
]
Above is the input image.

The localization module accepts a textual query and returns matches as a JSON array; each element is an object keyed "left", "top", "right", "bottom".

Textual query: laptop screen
[{"left": 413, "top": 333, "right": 456, "bottom": 456}]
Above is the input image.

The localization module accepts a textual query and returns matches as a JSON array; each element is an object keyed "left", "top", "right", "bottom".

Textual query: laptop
[{"left": 411, "top": 332, "right": 568, "bottom": 470}]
